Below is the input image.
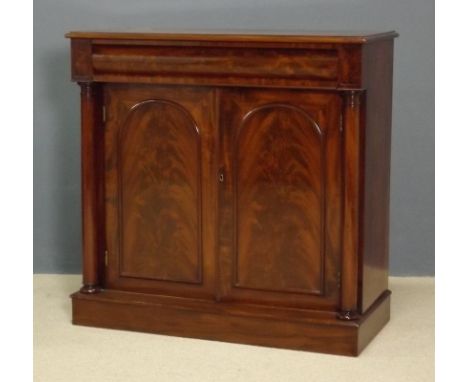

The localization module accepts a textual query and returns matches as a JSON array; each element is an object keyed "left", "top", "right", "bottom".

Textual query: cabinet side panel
[{"left": 360, "top": 40, "right": 394, "bottom": 313}]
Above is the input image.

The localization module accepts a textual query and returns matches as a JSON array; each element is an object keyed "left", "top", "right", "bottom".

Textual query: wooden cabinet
[{"left": 67, "top": 30, "right": 397, "bottom": 356}]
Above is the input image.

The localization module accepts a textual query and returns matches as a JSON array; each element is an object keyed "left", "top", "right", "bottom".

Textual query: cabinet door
[
  {"left": 218, "top": 89, "right": 342, "bottom": 309},
  {"left": 104, "top": 84, "right": 217, "bottom": 299}
]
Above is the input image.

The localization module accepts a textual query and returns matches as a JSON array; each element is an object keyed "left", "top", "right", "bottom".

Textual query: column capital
[{"left": 343, "top": 89, "right": 364, "bottom": 109}]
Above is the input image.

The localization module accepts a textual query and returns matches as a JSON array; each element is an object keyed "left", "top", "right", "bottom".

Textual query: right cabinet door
[{"left": 218, "top": 89, "right": 343, "bottom": 310}]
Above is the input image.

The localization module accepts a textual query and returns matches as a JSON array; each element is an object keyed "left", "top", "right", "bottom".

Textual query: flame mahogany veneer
[{"left": 67, "top": 30, "right": 397, "bottom": 356}]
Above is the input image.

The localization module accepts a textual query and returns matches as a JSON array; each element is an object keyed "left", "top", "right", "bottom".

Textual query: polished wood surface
[
  {"left": 66, "top": 31, "right": 397, "bottom": 89},
  {"left": 235, "top": 102, "right": 324, "bottom": 293},
  {"left": 92, "top": 45, "right": 339, "bottom": 81},
  {"left": 104, "top": 85, "right": 217, "bottom": 298},
  {"left": 66, "top": 30, "right": 398, "bottom": 44},
  {"left": 359, "top": 40, "right": 394, "bottom": 312},
  {"left": 218, "top": 89, "right": 342, "bottom": 309},
  {"left": 71, "top": 289, "right": 391, "bottom": 357},
  {"left": 339, "top": 90, "right": 363, "bottom": 320},
  {"left": 118, "top": 100, "right": 201, "bottom": 283},
  {"left": 79, "top": 82, "right": 103, "bottom": 293},
  {"left": 68, "top": 31, "right": 397, "bottom": 356}
]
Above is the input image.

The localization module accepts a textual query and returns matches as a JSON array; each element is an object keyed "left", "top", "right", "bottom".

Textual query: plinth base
[{"left": 71, "top": 289, "right": 390, "bottom": 356}]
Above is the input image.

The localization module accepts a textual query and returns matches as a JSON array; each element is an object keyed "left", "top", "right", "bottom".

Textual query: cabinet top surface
[{"left": 65, "top": 29, "right": 398, "bottom": 44}]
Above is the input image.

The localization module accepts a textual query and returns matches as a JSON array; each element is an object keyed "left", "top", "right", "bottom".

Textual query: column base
[
  {"left": 80, "top": 284, "right": 101, "bottom": 294},
  {"left": 337, "top": 310, "right": 359, "bottom": 321}
]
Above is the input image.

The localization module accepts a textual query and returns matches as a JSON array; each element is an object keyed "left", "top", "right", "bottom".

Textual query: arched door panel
[
  {"left": 218, "top": 89, "right": 343, "bottom": 309},
  {"left": 104, "top": 85, "right": 217, "bottom": 299}
]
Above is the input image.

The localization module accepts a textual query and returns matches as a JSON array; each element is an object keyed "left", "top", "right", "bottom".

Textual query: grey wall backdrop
[{"left": 34, "top": 0, "right": 434, "bottom": 275}]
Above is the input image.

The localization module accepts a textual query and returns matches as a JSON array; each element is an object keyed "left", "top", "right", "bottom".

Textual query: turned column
[
  {"left": 79, "top": 81, "right": 102, "bottom": 294},
  {"left": 338, "top": 90, "right": 363, "bottom": 320}
]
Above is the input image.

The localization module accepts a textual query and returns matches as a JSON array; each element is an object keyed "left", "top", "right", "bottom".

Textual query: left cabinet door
[{"left": 103, "top": 84, "right": 218, "bottom": 299}]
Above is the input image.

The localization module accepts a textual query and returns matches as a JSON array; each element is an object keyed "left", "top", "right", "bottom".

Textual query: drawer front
[
  {"left": 70, "top": 38, "right": 343, "bottom": 87},
  {"left": 92, "top": 45, "right": 339, "bottom": 81}
]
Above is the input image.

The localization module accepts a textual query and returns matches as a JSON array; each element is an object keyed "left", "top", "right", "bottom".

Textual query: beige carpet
[{"left": 34, "top": 275, "right": 434, "bottom": 382}]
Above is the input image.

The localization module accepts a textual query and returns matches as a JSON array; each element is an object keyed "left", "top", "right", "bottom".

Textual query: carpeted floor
[{"left": 34, "top": 275, "right": 434, "bottom": 382}]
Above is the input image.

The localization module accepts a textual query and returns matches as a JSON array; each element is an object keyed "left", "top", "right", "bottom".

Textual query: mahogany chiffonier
[{"left": 66, "top": 30, "right": 397, "bottom": 356}]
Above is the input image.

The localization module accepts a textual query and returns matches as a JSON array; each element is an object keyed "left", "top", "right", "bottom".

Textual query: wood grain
[
  {"left": 104, "top": 85, "right": 217, "bottom": 298},
  {"left": 71, "top": 288, "right": 391, "bottom": 356},
  {"left": 91, "top": 46, "right": 339, "bottom": 81},
  {"left": 118, "top": 100, "right": 202, "bottom": 283},
  {"left": 218, "top": 89, "right": 343, "bottom": 309},
  {"left": 67, "top": 31, "right": 397, "bottom": 88},
  {"left": 235, "top": 104, "right": 325, "bottom": 294}
]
